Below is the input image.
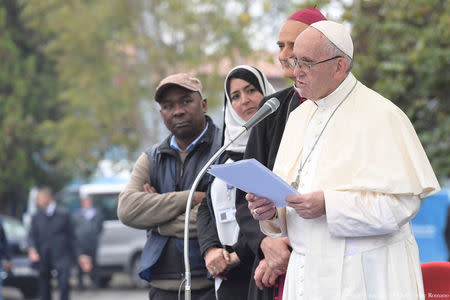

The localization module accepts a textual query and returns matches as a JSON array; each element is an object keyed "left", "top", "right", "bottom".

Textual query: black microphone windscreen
[{"left": 242, "top": 97, "right": 280, "bottom": 130}]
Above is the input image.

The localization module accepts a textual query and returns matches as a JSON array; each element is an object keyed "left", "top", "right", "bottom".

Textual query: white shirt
[
  {"left": 46, "top": 201, "right": 56, "bottom": 216},
  {"left": 81, "top": 207, "right": 97, "bottom": 220},
  {"left": 288, "top": 75, "right": 353, "bottom": 254}
]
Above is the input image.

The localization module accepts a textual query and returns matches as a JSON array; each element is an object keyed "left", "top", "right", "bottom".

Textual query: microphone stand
[{"left": 183, "top": 127, "right": 247, "bottom": 300}]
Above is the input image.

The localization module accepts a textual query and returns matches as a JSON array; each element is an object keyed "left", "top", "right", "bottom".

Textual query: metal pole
[{"left": 183, "top": 127, "right": 247, "bottom": 300}]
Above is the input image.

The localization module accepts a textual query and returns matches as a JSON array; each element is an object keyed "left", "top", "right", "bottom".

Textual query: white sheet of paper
[{"left": 207, "top": 158, "right": 299, "bottom": 207}]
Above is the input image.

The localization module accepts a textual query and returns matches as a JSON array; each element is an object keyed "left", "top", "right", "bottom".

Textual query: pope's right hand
[{"left": 246, "top": 193, "right": 276, "bottom": 220}]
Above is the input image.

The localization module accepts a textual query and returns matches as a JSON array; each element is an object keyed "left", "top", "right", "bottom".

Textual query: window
[{"left": 90, "top": 193, "right": 120, "bottom": 221}]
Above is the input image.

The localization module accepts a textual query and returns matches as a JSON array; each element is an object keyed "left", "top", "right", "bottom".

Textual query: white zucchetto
[{"left": 310, "top": 20, "right": 354, "bottom": 59}]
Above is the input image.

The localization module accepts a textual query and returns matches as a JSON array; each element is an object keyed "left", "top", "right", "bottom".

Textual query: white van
[{"left": 25, "top": 180, "right": 147, "bottom": 288}]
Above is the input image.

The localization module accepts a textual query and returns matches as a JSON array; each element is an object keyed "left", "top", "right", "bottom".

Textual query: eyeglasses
[{"left": 287, "top": 56, "right": 342, "bottom": 73}]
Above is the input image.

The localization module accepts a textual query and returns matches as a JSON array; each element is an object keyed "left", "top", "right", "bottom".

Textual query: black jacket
[
  {"left": 28, "top": 205, "right": 80, "bottom": 270},
  {"left": 72, "top": 208, "right": 104, "bottom": 256},
  {"left": 197, "top": 150, "right": 252, "bottom": 258},
  {"left": 197, "top": 150, "right": 254, "bottom": 299},
  {"left": 235, "top": 86, "right": 302, "bottom": 300}
]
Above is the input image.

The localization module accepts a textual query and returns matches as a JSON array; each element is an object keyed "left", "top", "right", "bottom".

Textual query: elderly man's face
[
  {"left": 277, "top": 20, "right": 309, "bottom": 81},
  {"left": 159, "top": 86, "right": 207, "bottom": 148},
  {"left": 292, "top": 28, "right": 339, "bottom": 100}
]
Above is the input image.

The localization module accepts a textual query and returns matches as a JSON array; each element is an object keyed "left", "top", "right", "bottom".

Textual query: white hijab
[{"left": 223, "top": 65, "right": 276, "bottom": 153}]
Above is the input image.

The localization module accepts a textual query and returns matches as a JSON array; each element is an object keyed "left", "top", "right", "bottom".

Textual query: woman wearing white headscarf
[{"left": 197, "top": 65, "right": 275, "bottom": 299}]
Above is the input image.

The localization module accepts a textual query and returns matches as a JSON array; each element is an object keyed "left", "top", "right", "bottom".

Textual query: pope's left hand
[{"left": 286, "top": 191, "right": 325, "bottom": 219}]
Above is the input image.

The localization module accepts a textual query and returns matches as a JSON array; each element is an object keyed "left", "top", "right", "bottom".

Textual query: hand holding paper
[
  {"left": 207, "top": 159, "right": 299, "bottom": 207},
  {"left": 246, "top": 193, "right": 277, "bottom": 220},
  {"left": 285, "top": 191, "right": 326, "bottom": 219}
]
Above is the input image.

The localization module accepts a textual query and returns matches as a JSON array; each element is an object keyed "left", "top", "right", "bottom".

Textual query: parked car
[{"left": 1, "top": 215, "right": 39, "bottom": 298}]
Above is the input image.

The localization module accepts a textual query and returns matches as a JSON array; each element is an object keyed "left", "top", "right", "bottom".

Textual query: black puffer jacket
[{"left": 235, "top": 86, "right": 303, "bottom": 300}]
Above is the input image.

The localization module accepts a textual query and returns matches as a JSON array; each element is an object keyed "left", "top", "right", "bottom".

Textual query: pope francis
[{"left": 246, "top": 20, "right": 440, "bottom": 300}]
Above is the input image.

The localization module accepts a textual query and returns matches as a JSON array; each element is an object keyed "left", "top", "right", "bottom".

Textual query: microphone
[
  {"left": 242, "top": 97, "right": 280, "bottom": 130},
  {"left": 183, "top": 97, "right": 279, "bottom": 300}
]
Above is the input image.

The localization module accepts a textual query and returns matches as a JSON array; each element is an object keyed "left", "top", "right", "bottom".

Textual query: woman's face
[{"left": 229, "top": 78, "right": 264, "bottom": 121}]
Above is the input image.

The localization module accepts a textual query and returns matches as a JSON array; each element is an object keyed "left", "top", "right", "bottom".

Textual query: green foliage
[
  {"left": 20, "top": 0, "right": 276, "bottom": 178},
  {"left": 340, "top": 0, "right": 450, "bottom": 181},
  {"left": 22, "top": 0, "right": 141, "bottom": 177},
  {"left": 135, "top": 1, "right": 260, "bottom": 108},
  {"left": 4, "top": 0, "right": 294, "bottom": 207},
  {"left": 0, "top": 0, "right": 67, "bottom": 211}
]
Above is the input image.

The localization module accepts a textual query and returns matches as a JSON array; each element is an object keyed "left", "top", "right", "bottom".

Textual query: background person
[
  {"left": 248, "top": 20, "right": 440, "bottom": 299},
  {"left": 118, "top": 73, "right": 220, "bottom": 300},
  {"left": 197, "top": 65, "right": 275, "bottom": 299},
  {"left": 234, "top": 7, "right": 326, "bottom": 299},
  {"left": 28, "top": 187, "right": 91, "bottom": 300},
  {"left": 72, "top": 195, "right": 104, "bottom": 290}
]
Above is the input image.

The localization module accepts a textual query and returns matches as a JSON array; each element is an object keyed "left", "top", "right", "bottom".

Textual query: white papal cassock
[{"left": 260, "top": 73, "right": 440, "bottom": 300}]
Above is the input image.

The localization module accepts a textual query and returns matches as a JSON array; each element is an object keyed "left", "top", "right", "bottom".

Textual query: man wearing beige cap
[
  {"left": 118, "top": 73, "right": 220, "bottom": 299},
  {"left": 247, "top": 21, "right": 440, "bottom": 299}
]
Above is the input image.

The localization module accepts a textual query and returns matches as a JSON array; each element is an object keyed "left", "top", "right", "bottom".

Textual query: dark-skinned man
[{"left": 118, "top": 73, "right": 220, "bottom": 300}]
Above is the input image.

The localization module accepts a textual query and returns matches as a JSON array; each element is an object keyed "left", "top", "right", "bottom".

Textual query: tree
[
  {"left": 0, "top": 0, "right": 65, "bottom": 215},
  {"left": 3, "top": 0, "right": 305, "bottom": 213},
  {"left": 20, "top": 0, "right": 300, "bottom": 176},
  {"left": 22, "top": 0, "right": 142, "bottom": 177},
  {"left": 340, "top": 0, "right": 450, "bottom": 181}
]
